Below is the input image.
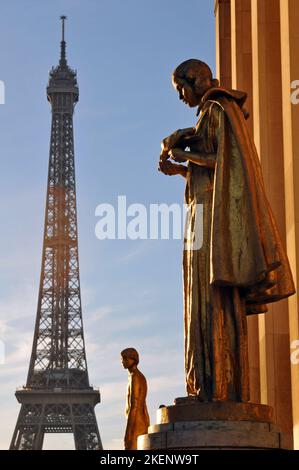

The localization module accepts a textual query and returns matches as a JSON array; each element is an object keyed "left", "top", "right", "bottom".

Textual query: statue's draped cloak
[{"left": 183, "top": 88, "right": 295, "bottom": 400}]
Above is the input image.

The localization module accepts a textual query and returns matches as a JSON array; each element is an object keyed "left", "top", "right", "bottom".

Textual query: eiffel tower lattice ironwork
[{"left": 10, "top": 17, "right": 103, "bottom": 450}]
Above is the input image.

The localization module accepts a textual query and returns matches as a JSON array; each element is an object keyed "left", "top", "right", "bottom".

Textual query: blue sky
[{"left": 0, "top": 0, "right": 215, "bottom": 449}]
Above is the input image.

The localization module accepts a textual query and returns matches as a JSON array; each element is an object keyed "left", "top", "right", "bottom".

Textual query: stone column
[
  {"left": 215, "top": 0, "right": 232, "bottom": 88},
  {"left": 280, "top": 0, "right": 299, "bottom": 450},
  {"left": 251, "top": 0, "right": 293, "bottom": 443},
  {"left": 216, "top": 0, "right": 296, "bottom": 446}
]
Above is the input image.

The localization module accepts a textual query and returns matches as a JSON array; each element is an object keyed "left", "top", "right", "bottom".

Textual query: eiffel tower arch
[{"left": 10, "top": 17, "right": 102, "bottom": 450}]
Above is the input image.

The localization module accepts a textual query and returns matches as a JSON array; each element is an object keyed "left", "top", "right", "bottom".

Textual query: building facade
[{"left": 215, "top": 0, "right": 299, "bottom": 449}]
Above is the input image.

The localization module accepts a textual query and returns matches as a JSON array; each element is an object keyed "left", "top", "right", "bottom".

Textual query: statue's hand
[
  {"left": 161, "top": 127, "right": 195, "bottom": 152},
  {"left": 169, "top": 148, "right": 188, "bottom": 163},
  {"left": 158, "top": 159, "right": 184, "bottom": 176}
]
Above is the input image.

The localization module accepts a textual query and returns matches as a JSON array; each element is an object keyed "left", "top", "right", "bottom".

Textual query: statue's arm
[
  {"left": 169, "top": 149, "right": 216, "bottom": 169},
  {"left": 168, "top": 105, "right": 223, "bottom": 169},
  {"left": 159, "top": 159, "right": 188, "bottom": 178},
  {"left": 158, "top": 127, "right": 195, "bottom": 178},
  {"left": 161, "top": 127, "right": 195, "bottom": 153},
  {"left": 124, "top": 375, "right": 141, "bottom": 448}
]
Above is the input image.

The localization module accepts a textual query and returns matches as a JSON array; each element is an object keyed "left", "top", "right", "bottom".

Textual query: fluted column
[
  {"left": 251, "top": 0, "right": 293, "bottom": 441},
  {"left": 215, "top": 0, "right": 294, "bottom": 443},
  {"left": 280, "top": 0, "right": 299, "bottom": 449},
  {"left": 215, "top": 0, "right": 232, "bottom": 88}
]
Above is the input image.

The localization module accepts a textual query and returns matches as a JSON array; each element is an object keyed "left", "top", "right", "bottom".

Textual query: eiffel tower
[{"left": 10, "top": 17, "right": 103, "bottom": 450}]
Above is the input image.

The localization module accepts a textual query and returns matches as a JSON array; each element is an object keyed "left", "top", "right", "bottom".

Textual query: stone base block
[{"left": 138, "top": 399, "right": 289, "bottom": 450}]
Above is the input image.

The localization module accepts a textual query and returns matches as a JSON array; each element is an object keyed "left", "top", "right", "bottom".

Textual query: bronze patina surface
[
  {"left": 121, "top": 348, "right": 150, "bottom": 450},
  {"left": 159, "top": 59, "right": 295, "bottom": 403}
]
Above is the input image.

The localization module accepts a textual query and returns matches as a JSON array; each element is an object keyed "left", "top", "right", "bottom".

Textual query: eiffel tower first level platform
[
  {"left": 10, "top": 389, "right": 101, "bottom": 450},
  {"left": 10, "top": 17, "right": 103, "bottom": 450}
]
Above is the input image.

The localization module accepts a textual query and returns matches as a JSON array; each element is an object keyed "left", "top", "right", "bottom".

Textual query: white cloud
[{"left": 0, "top": 275, "right": 185, "bottom": 450}]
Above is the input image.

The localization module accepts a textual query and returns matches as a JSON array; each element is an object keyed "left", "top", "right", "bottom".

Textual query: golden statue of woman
[
  {"left": 121, "top": 348, "right": 150, "bottom": 450},
  {"left": 159, "top": 59, "right": 295, "bottom": 402}
]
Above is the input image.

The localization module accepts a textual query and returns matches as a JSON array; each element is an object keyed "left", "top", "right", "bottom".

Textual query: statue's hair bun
[{"left": 211, "top": 78, "right": 220, "bottom": 87}]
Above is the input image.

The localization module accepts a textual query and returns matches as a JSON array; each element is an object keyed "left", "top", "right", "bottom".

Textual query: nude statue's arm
[{"left": 124, "top": 374, "right": 142, "bottom": 449}]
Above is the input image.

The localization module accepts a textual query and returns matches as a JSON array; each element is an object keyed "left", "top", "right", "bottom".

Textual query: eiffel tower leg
[
  {"left": 73, "top": 405, "right": 103, "bottom": 450},
  {"left": 9, "top": 425, "right": 39, "bottom": 450},
  {"left": 10, "top": 404, "right": 44, "bottom": 450},
  {"left": 73, "top": 423, "right": 102, "bottom": 450},
  {"left": 10, "top": 408, "right": 22, "bottom": 449},
  {"left": 10, "top": 425, "right": 44, "bottom": 450},
  {"left": 35, "top": 426, "right": 45, "bottom": 449}
]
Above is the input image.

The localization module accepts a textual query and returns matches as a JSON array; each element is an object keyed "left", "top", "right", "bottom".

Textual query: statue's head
[
  {"left": 172, "top": 59, "right": 219, "bottom": 107},
  {"left": 121, "top": 347, "right": 139, "bottom": 369}
]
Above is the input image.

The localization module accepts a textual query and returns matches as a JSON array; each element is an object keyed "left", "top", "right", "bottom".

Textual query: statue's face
[
  {"left": 172, "top": 69, "right": 212, "bottom": 107},
  {"left": 172, "top": 76, "right": 198, "bottom": 107},
  {"left": 121, "top": 354, "right": 135, "bottom": 369}
]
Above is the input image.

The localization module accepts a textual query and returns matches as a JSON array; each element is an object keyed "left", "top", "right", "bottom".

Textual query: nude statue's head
[
  {"left": 121, "top": 348, "right": 139, "bottom": 370},
  {"left": 172, "top": 59, "right": 219, "bottom": 108}
]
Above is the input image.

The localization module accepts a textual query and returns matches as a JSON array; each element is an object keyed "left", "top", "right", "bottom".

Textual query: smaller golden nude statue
[{"left": 121, "top": 348, "right": 150, "bottom": 450}]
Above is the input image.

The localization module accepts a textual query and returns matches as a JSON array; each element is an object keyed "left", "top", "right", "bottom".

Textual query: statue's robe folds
[{"left": 183, "top": 87, "right": 295, "bottom": 401}]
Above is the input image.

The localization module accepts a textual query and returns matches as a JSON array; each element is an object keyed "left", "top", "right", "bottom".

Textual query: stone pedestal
[{"left": 138, "top": 399, "right": 291, "bottom": 450}]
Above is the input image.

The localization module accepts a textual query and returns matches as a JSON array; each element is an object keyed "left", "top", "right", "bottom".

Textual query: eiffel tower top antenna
[
  {"left": 60, "top": 15, "right": 67, "bottom": 66},
  {"left": 61, "top": 15, "right": 67, "bottom": 40}
]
